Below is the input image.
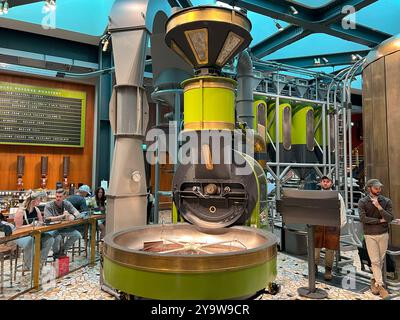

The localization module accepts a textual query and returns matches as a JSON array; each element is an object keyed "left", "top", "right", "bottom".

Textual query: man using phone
[
  {"left": 44, "top": 188, "right": 82, "bottom": 259},
  {"left": 358, "top": 179, "right": 393, "bottom": 299}
]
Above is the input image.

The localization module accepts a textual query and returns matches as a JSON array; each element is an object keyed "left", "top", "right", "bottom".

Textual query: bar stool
[{"left": 0, "top": 243, "right": 16, "bottom": 294}]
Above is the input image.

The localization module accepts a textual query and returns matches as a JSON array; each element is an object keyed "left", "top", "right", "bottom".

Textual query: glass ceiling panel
[
  {"left": 0, "top": 0, "right": 116, "bottom": 37},
  {"left": 354, "top": 0, "right": 400, "bottom": 35}
]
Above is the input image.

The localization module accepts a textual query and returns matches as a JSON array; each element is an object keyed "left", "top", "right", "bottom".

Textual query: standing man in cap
[
  {"left": 358, "top": 179, "right": 393, "bottom": 299},
  {"left": 315, "top": 175, "right": 346, "bottom": 280}
]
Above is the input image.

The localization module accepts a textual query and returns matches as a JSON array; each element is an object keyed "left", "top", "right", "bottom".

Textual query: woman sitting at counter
[
  {"left": 94, "top": 187, "right": 106, "bottom": 240},
  {"left": 14, "top": 190, "right": 55, "bottom": 271}
]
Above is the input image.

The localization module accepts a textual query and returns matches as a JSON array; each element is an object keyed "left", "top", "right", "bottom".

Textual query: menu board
[{"left": 0, "top": 82, "right": 86, "bottom": 147}]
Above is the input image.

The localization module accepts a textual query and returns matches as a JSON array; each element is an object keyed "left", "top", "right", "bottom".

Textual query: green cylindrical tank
[
  {"left": 182, "top": 76, "right": 236, "bottom": 131},
  {"left": 314, "top": 106, "right": 334, "bottom": 163},
  {"left": 291, "top": 104, "right": 318, "bottom": 179}
]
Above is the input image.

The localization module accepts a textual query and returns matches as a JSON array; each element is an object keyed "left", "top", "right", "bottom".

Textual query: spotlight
[
  {"left": 102, "top": 39, "right": 110, "bottom": 52},
  {"left": 351, "top": 54, "right": 363, "bottom": 62},
  {"left": 101, "top": 33, "right": 111, "bottom": 52},
  {"left": 274, "top": 20, "right": 284, "bottom": 31},
  {"left": 322, "top": 57, "right": 329, "bottom": 64},
  {"left": 289, "top": 6, "right": 298, "bottom": 15}
]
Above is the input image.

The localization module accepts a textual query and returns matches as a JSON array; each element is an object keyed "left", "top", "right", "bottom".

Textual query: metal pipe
[
  {"left": 342, "top": 59, "right": 365, "bottom": 211},
  {"left": 275, "top": 72, "right": 281, "bottom": 200},
  {"left": 153, "top": 103, "right": 161, "bottom": 225},
  {"left": 254, "top": 91, "right": 326, "bottom": 105},
  {"left": 174, "top": 92, "right": 181, "bottom": 173},
  {"left": 268, "top": 162, "right": 329, "bottom": 167},
  {"left": 278, "top": 166, "right": 292, "bottom": 179},
  {"left": 237, "top": 50, "right": 255, "bottom": 128},
  {"left": 322, "top": 103, "right": 327, "bottom": 175},
  {"left": 343, "top": 98, "right": 349, "bottom": 210},
  {"left": 314, "top": 138, "right": 323, "bottom": 154},
  {"left": 252, "top": 59, "right": 335, "bottom": 80},
  {"left": 265, "top": 164, "right": 280, "bottom": 181}
]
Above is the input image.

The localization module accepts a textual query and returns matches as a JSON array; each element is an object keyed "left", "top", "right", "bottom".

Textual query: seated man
[
  {"left": 44, "top": 188, "right": 82, "bottom": 258},
  {"left": 67, "top": 189, "right": 89, "bottom": 213}
]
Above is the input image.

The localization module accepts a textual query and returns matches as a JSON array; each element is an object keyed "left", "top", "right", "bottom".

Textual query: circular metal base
[
  {"left": 297, "top": 287, "right": 328, "bottom": 299},
  {"left": 103, "top": 224, "right": 278, "bottom": 300}
]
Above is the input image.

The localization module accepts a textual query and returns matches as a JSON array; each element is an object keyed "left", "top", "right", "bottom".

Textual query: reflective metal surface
[
  {"left": 282, "top": 106, "right": 292, "bottom": 150},
  {"left": 362, "top": 42, "right": 400, "bottom": 245},
  {"left": 364, "top": 34, "right": 400, "bottom": 69},
  {"left": 306, "top": 109, "right": 314, "bottom": 152},
  {"left": 104, "top": 223, "right": 277, "bottom": 273}
]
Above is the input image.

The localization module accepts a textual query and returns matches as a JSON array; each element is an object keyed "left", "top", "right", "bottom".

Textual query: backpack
[{"left": 0, "top": 221, "right": 13, "bottom": 237}]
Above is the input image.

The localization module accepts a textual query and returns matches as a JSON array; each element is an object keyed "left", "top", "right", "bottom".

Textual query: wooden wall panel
[{"left": 0, "top": 73, "right": 95, "bottom": 190}]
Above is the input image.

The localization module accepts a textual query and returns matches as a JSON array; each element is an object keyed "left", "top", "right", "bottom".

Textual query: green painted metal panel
[
  {"left": 104, "top": 256, "right": 277, "bottom": 300},
  {"left": 184, "top": 85, "right": 235, "bottom": 128},
  {"left": 291, "top": 105, "right": 313, "bottom": 145},
  {"left": 267, "top": 102, "right": 292, "bottom": 144}
]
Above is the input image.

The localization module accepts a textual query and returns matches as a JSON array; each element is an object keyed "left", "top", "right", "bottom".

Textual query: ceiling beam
[
  {"left": 168, "top": 0, "right": 192, "bottom": 8},
  {"left": 329, "top": 22, "right": 391, "bottom": 47},
  {"left": 251, "top": 25, "right": 312, "bottom": 57},
  {"left": 177, "top": 0, "right": 192, "bottom": 8},
  {"left": 8, "top": 0, "right": 42, "bottom": 8},
  {"left": 315, "top": 0, "right": 378, "bottom": 24},
  {"left": 267, "top": 50, "right": 370, "bottom": 68},
  {"left": 219, "top": 0, "right": 392, "bottom": 58}
]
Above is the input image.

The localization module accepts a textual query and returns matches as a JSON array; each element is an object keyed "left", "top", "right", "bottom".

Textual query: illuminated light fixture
[
  {"left": 43, "top": 0, "right": 56, "bottom": 13},
  {"left": 322, "top": 57, "right": 329, "bottom": 64},
  {"left": 289, "top": 6, "right": 298, "bottom": 15},
  {"left": 216, "top": 32, "right": 244, "bottom": 66},
  {"left": 352, "top": 53, "right": 363, "bottom": 61},
  {"left": 274, "top": 20, "right": 284, "bottom": 31},
  {"left": 102, "top": 39, "right": 109, "bottom": 52},
  {"left": 101, "top": 33, "right": 111, "bottom": 52},
  {"left": 3, "top": 0, "right": 8, "bottom": 14},
  {"left": 171, "top": 40, "right": 193, "bottom": 67},
  {"left": 184, "top": 28, "right": 208, "bottom": 65}
]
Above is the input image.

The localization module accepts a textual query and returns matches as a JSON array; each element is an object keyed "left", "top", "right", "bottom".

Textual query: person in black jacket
[{"left": 358, "top": 179, "right": 393, "bottom": 299}]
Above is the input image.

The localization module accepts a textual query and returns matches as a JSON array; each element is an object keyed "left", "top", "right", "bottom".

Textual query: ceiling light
[
  {"left": 3, "top": 1, "right": 8, "bottom": 14},
  {"left": 351, "top": 54, "right": 363, "bottom": 61},
  {"left": 289, "top": 6, "right": 298, "bottom": 15},
  {"left": 322, "top": 57, "right": 329, "bottom": 64},
  {"left": 274, "top": 20, "right": 284, "bottom": 31},
  {"left": 102, "top": 39, "right": 109, "bottom": 52},
  {"left": 43, "top": 0, "right": 56, "bottom": 12}
]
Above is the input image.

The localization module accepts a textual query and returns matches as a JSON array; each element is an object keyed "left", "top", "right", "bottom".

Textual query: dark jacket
[
  {"left": 66, "top": 195, "right": 88, "bottom": 213},
  {"left": 358, "top": 195, "right": 394, "bottom": 235}
]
